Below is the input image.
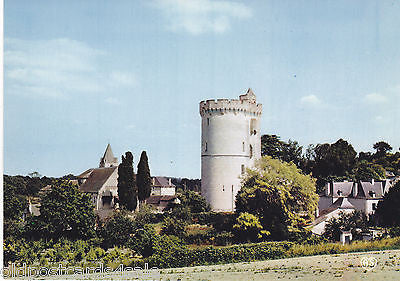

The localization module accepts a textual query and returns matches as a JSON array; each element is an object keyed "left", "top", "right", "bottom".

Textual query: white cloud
[
  {"left": 5, "top": 38, "right": 137, "bottom": 100},
  {"left": 365, "top": 93, "right": 388, "bottom": 104},
  {"left": 151, "top": 0, "right": 252, "bottom": 34},
  {"left": 300, "top": 95, "right": 321, "bottom": 106}
]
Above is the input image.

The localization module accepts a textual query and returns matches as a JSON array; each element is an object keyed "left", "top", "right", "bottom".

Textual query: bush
[
  {"left": 214, "top": 231, "right": 234, "bottom": 246},
  {"left": 161, "top": 217, "right": 187, "bottom": 238},
  {"left": 99, "top": 212, "right": 137, "bottom": 249},
  {"left": 233, "top": 212, "right": 270, "bottom": 242}
]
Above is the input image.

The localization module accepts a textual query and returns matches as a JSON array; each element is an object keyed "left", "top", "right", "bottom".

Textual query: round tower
[{"left": 199, "top": 88, "right": 262, "bottom": 212}]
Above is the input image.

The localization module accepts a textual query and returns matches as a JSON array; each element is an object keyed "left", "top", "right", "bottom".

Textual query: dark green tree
[
  {"left": 27, "top": 180, "right": 96, "bottom": 240},
  {"left": 117, "top": 152, "right": 138, "bottom": 211},
  {"left": 373, "top": 141, "right": 392, "bottom": 157},
  {"left": 352, "top": 160, "right": 385, "bottom": 181},
  {"left": 376, "top": 181, "right": 400, "bottom": 226},
  {"left": 137, "top": 151, "right": 152, "bottom": 207},
  {"left": 4, "top": 183, "right": 27, "bottom": 221}
]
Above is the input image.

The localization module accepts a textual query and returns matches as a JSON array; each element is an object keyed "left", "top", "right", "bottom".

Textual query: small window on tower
[
  {"left": 250, "top": 145, "right": 253, "bottom": 159},
  {"left": 222, "top": 185, "right": 225, "bottom": 191},
  {"left": 207, "top": 118, "right": 210, "bottom": 126},
  {"left": 242, "top": 142, "right": 245, "bottom": 152},
  {"left": 241, "top": 164, "right": 245, "bottom": 175},
  {"left": 205, "top": 142, "right": 208, "bottom": 152}
]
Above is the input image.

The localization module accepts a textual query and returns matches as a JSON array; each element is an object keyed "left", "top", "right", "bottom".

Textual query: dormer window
[
  {"left": 369, "top": 191, "right": 376, "bottom": 198},
  {"left": 337, "top": 190, "right": 342, "bottom": 196}
]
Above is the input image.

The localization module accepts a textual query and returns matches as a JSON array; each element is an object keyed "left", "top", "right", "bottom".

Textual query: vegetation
[
  {"left": 376, "top": 181, "right": 400, "bottom": 226},
  {"left": 136, "top": 151, "right": 152, "bottom": 208},
  {"left": 236, "top": 156, "right": 319, "bottom": 240},
  {"left": 25, "top": 180, "right": 96, "bottom": 240},
  {"left": 117, "top": 151, "right": 137, "bottom": 211},
  {"left": 323, "top": 211, "right": 369, "bottom": 241},
  {"left": 232, "top": 212, "right": 270, "bottom": 242}
]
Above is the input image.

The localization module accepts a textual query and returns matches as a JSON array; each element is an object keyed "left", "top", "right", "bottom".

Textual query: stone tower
[
  {"left": 99, "top": 143, "right": 119, "bottom": 168},
  {"left": 199, "top": 89, "right": 262, "bottom": 212}
]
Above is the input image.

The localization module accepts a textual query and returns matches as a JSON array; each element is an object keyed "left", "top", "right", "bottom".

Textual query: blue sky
[{"left": 4, "top": 0, "right": 400, "bottom": 178}]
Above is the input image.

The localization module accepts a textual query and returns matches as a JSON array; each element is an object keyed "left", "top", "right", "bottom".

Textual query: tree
[
  {"left": 4, "top": 183, "right": 27, "bottom": 221},
  {"left": 373, "top": 141, "right": 392, "bottom": 156},
  {"left": 323, "top": 211, "right": 368, "bottom": 241},
  {"left": 352, "top": 160, "right": 385, "bottom": 181},
  {"left": 28, "top": 180, "right": 96, "bottom": 240},
  {"left": 99, "top": 211, "right": 137, "bottom": 248},
  {"left": 117, "top": 152, "right": 138, "bottom": 211},
  {"left": 376, "top": 181, "right": 400, "bottom": 226},
  {"left": 137, "top": 151, "right": 152, "bottom": 208},
  {"left": 232, "top": 212, "right": 270, "bottom": 242},
  {"left": 261, "top": 135, "right": 304, "bottom": 168},
  {"left": 235, "top": 156, "right": 318, "bottom": 240},
  {"left": 177, "top": 190, "right": 210, "bottom": 213}
]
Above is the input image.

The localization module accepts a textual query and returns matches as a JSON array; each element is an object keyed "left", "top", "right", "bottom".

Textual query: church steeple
[{"left": 99, "top": 143, "right": 118, "bottom": 168}]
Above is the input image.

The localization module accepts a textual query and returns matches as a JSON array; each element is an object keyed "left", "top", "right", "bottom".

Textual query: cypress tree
[
  {"left": 137, "top": 151, "right": 152, "bottom": 207},
  {"left": 117, "top": 152, "right": 137, "bottom": 211}
]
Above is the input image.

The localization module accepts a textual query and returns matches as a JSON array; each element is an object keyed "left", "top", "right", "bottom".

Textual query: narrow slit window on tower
[
  {"left": 222, "top": 185, "right": 225, "bottom": 191},
  {"left": 242, "top": 142, "right": 245, "bottom": 152},
  {"left": 207, "top": 118, "right": 210, "bottom": 126},
  {"left": 241, "top": 164, "right": 245, "bottom": 175},
  {"left": 205, "top": 142, "right": 208, "bottom": 152},
  {"left": 249, "top": 145, "right": 253, "bottom": 159}
]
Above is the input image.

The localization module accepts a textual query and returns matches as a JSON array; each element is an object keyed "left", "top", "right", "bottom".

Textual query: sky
[{"left": 4, "top": 0, "right": 400, "bottom": 179}]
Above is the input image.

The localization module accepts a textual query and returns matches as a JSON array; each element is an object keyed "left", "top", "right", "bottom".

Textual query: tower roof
[
  {"left": 239, "top": 88, "right": 256, "bottom": 103},
  {"left": 99, "top": 143, "right": 118, "bottom": 167}
]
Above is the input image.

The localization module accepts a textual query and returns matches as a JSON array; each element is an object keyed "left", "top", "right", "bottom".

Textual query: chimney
[
  {"left": 353, "top": 183, "right": 358, "bottom": 197},
  {"left": 325, "top": 183, "right": 330, "bottom": 196},
  {"left": 168, "top": 178, "right": 172, "bottom": 186}
]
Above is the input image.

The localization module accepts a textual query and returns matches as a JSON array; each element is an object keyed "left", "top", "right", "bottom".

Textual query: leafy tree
[
  {"left": 261, "top": 134, "right": 304, "bottom": 168},
  {"left": 28, "top": 180, "right": 96, "bottom": 240},
  {"left": 311, "top": 139, "right": 357, "bottom": 191},
  {"left": 373, "top": 141, "right": 392, "bottom": 156},
  {"left": 161, "top": 217, "right": 187, "bottom": 238},
  {"left": 99, "top": 211, "right": 137, "bottom": 248},
  {"left": 235, "top": 156, "right": 318, "bottom": 240},
  {"left": 352, "top": 160, "right": 385, "bottom": 181},
  {"left": 4, "top": 183, "right": 27, "bottom": 221},
  {"left": 117, "top": 152, "right": 138, "bottom": 211},
  {"left": 232, "top": 212, "right": 270, "bottom": 242},
  {"left": 376, "top": 181, "right": 400, "bottom": 226},
  {"left": 137, "top": 151, "right": 152, "bottom": 207},
  {"left": 177, "top": 190, "right": 210, "bottom": 213},
  {"left": 323, "top": 211, "right": 369, "bottom": 241}
]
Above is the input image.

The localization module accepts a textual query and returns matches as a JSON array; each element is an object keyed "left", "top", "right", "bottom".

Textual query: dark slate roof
[
  {"left": 331, "top": 182, "right": 354, "bottom": 197},
  {"left": 152, "top": 176, "right": 175, "bottom": 188},
  {"left": 79, "top": 167, "right": 117, "bottom": 193},
  {"left": 359, "top": 181, "right": 384, "bottom": 199},
  {"left": 146, "top": 195, "right": 177, "bottom": 204},
  {"left": 312, "top": 198, "right": 355, "bottom": 226}
]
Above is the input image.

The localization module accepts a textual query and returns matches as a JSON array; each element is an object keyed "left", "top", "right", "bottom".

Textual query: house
[
  {"left": 311, "top": 179, "right": 393, "bottom": 235},
  {"left": 151, "top": 176, "right": 176, "bottom": 196},
  {"left": 145, "top": 176, "right": 179, "bottom": 212},
  {"left": 77, "top": 144, "right": 119, "bottom": 219}
]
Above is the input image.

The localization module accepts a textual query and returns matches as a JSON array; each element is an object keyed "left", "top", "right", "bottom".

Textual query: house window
[
  {"left": 241, "top": 164, "right": 245, "bottom": 175},
  {"left": 372, "top": 203, "right": 377, "bottom": 210}
]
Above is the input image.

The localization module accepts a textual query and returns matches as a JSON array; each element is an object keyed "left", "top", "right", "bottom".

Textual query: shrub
[
  {"left": 161, "top": 217, "right": 187, "bottom": 238},
  {"left": 233, "top": 212, "right": 270, "bottom": 242}
]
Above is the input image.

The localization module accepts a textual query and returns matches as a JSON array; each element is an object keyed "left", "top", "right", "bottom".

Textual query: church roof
[
  {"left": 79, "top": 167, "right": 117, "bottom": 193},
  {"left": 100, "top": 144, "right": 118, "bottom": 167}
]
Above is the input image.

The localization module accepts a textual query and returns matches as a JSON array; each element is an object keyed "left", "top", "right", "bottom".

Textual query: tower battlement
[{"left": 199, "top": 88, "right": 262, "bottom": 116}]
